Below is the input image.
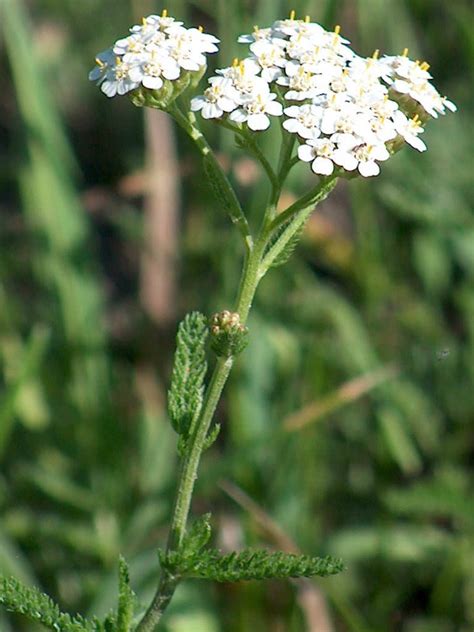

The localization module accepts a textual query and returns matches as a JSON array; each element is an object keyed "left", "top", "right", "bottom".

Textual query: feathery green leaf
[
  {"left": 161, "top": 548, "right": 344, "bottom": 582},
  {"left": 0, "top": 575, "right": 97, "bottom": 631},
  {"left": 180, "top": 514, "right": 212, "bottom": 556},
  {"left": 168, "top": 312, "right": 208, "bottom": 437},
  {"left": 117, "top": 556, "right": 135, "bottom": 632},
  {"left": 266, "top": 216, "right": 309, "bottom": 268}
]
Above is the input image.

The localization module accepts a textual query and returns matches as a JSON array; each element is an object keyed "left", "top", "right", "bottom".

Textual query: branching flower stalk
[{"left": 0, "top": 9, "right": 456, "bottom": 632}]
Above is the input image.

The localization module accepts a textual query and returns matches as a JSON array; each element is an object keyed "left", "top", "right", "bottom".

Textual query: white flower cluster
[
  {"left": 191, "top": 13, "right": 456, "bottom": 177},
  {"left": 89, "top": 11, "right": 219, "bottom": 98}
]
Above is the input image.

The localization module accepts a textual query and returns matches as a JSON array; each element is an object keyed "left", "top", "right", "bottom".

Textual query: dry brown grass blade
[
  {"left": 220, "top": 480, "right": 334, "bottom": 632},
  {"left": 283, "top": 364, "right": 400, "bottom": 432}
]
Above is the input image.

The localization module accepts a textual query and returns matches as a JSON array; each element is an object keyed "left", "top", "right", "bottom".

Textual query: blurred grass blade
[
  {"left": 378, "top": 405, "right": 422, "bottom": 475},
  {"left": 1, "top": 0, "right": 110, "bottom": 421},
  {"left": 0, "top": 326, "right": 50, "bottom": 459},
  {"left": 284, "top": 364, "right": 399, "bottom": 432}
]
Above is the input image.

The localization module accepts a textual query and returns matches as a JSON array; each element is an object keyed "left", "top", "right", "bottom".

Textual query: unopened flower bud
[{"left": 210, "top": 311, "right": 249, "bottom": 357}]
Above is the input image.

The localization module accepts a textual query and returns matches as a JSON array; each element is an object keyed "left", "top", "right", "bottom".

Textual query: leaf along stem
[
  {"left": 136, "top": 112, "right": 338, "bottom": 632},
  {"left": 168, "top": 103, "right": 253, "bottom": 250},
  {"left": 268, "top": 176, "right": 338, "bottom": 235}
]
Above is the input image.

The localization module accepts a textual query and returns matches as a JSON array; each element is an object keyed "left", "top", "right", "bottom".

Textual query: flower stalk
[{"left": 71, "top": 10, "right": 460, "bottom": 632}]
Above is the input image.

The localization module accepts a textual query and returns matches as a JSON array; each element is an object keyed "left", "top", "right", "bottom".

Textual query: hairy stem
[
  {"left": 135, "top": 234, "right": 267, "bottom": 632},
  {"left": 269, "top": 176, "right": 338, "bottom": 234},
  {"left": 168, "top": 103, "right": 253, "bottom": 250},
  {"left": 136, "top": 111, "right": 334, "bottom": 631}
]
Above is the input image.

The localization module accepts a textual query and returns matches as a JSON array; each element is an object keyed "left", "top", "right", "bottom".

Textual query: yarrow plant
[{"left": 1, "top": 9, "right": 456, "bottom": 632}]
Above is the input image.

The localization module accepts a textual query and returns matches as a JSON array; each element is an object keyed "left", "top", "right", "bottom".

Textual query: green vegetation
[{"left": 0, "top": 0, "right": 472, "bottom": 630}]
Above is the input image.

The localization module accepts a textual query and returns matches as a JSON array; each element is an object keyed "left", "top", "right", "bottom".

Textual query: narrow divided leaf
[
  {"left": 202, "top": 155, "right": 250, "bottom": 239},
  {"left": 203, "top": 422, "right": 221, "bottom": 450},
  {"left": 0, "top": 575, "right": 96, "bottom": 631},
  {"left": 168, "top": 312, "right": 208, "bottom": 438},
  {"left": 117, "top": 556, "right": 135, "bottom": 632},
  {"left": 266, "top": 216, "right": 309, "bottom": 268},
  {"left": 162, "top": 548, "right": 344, "bottom": 582},
  {"left": 180, "top": 513, "right": 212, "bottom": 556}
]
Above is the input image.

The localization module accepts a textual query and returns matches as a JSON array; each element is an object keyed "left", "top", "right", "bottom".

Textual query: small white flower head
[
  {"left": 89, "top": 10, "right": 219, "bottom": 102},
  {"left": 352, "top": 143, "right": 391, "bottom": 177},
  {"left": 320, "top": 103, "right": 371, "bottom": 138},
  {"left": 283, "top": 104, "right": 323, "bottom": 139},
  {"left": 273, "top": 12, "right": 325, "bottom": 39},
  {"left": 278, "top": 63, "right": 321, "bottom": 100},
  {"left": 349, "top": 51, "right": 392, "bottom": 83},
  {"left": 190, "top": 77, "right": 241, "bottom": 119},
  {"left": 249, "top": 40, "right": 287, "bottom": 82},
  {"left": 113, "top": 33, "right": 150, "bottom": 57},
  {"left": 229, "top": 88, "right": 283, "bottom": 130},
  {"left": 238, "top": 25, "right": 276, "bottom": 44},
  {"left": 217, "top": 58, "right": 266, "bottom": 98},
  {"left": 392, "top": 111, "right": 427, "bottom": 151},
  {"left": 298, "top": 139, "right": 338, "bottom": 175},
  {"left": 100, "top": 56, "right": 141, "bottom": 97},
  {"left": 129, "top": 51, "right": 181, "bottom": 90},
  {"left": 132, "top": 14, "right": 183, "bottom": 33},
  {"left": 380, "top": 51, "right": 457, "bottom": 118},
  {"left": 89, "top": 48, "right": 116, "bottom": 84}
]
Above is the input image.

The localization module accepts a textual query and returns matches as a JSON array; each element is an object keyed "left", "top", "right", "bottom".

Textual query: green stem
[
  {"left": 136, "top": 110, "right": 331, "bottom": 632},
  {"left": 268, "top": 176, "right": 338, "bottom": 234},
  {"left": 216, "top": 119, "right": 279, "bottom": 190},
  {"left": 135, "top": 232, "right": 267, "bottom": 632},
  {"left": 168, "top": 103, "right": 252, "bottom": 250}
]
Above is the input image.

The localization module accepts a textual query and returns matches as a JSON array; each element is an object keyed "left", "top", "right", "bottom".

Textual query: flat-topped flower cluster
[
  {"left": 191, "top": 14, "right": 456, "bottom": 177},
  {"left": 90, "top": 11, "right": 456, "bottom": 178},
  {"left": 89, "top": 11, "right": 218, "bottom": 98}
]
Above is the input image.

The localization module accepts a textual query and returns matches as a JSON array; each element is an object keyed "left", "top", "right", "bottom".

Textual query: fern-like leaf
[
  {"left": 268, "top": 217, "right": 308, "bottom": 268},
  {"left": 180, "top": 513, "right": 212, "bottom": 556},
  {"left": 168, "top": 312, "right": 208, "bottom": 438},
  {"left": 0, "top": 575, "right": 97, "bottom": 631},
  {"left": 117, "top": 556, "right": 135, "bottom": 632},
  {"left": 162, "top": 549, "right": 344, "bottom": 582}
]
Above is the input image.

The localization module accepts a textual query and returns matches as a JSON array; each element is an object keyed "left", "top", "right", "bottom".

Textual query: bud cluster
[{"left": 210, "top": 311, "right": 249, "bottom": 358}]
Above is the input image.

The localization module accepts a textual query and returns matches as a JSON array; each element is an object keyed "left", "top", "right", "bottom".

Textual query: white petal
[
  {"left": 284, "top": 60, "right": 300, "bottom": 77},
  {"left": 218, "top": 97, "right": 238, "bottom": 112},
  {"left": 358, "top": 161, "right": 380, "bottom": 177},
  {"left": 312, "top": 157, "right": 334, "bottom": 175},
  {"left": 320, "top": 111, "right": 337, "bottom": 135},
  {"left": 284, "top": 105, "right": 301, "bottom": 117},
  {"left": 190, "top": 97, "right": 205, "bottom": 112},
  {"left": 163, "top": 64, "right": 181, "bottom": 80},
  {"left": 406, "top": 135, "right": 427, "bottom": 152},
  {"left": 229, "top": 109, "right": 247, "bottom": 123},
  {"left": 202, "top": 103, "right": 223, "bottom": 119},
  {"left": 128, "top": 66, "right": 144, "bottom": 82},
  {"left": 143, "top": 75, "right": 164, "bottom": 90},
  {"left": 265, "top": 101, "right": 283, "bottom": 116},
  {"left": 261, "top": 67, "right": 282, "bottom": 82},
  {"left": 89, "top": 67, "right": 103, "bottom": 82},
  {"left": 282, "top": 119, "right": 301, "bottom": 134},
  {"left": 247, "top": 113, "right": 270, "bottom": 130},
  {"left": 372, "top": 145, "right": 390, "bottom": 161},
  {"left": 392, "top": 79, "right": 410, "bottom": 94},
  {"left": 331, "top": 133, "right": 359, "bottom": 149},
  {"left": 101, "top": 81, "right": 118, "bottom": 97},
  {"left": 300, "top": 126, "right": 320, "bottom": 140},
  {"left": 333, "top": 150, "right": 357, "bottom": 171},
  {"left": 298, "top": 144, "right": 315, "bottom": 162},
  {"left": 443, "top": 98, "right": 457, "bottom": 112}
]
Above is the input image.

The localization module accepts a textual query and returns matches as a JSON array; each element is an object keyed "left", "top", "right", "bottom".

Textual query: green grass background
[{"left": 0, "top": 0, "right": 473, "bottom": 630}]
